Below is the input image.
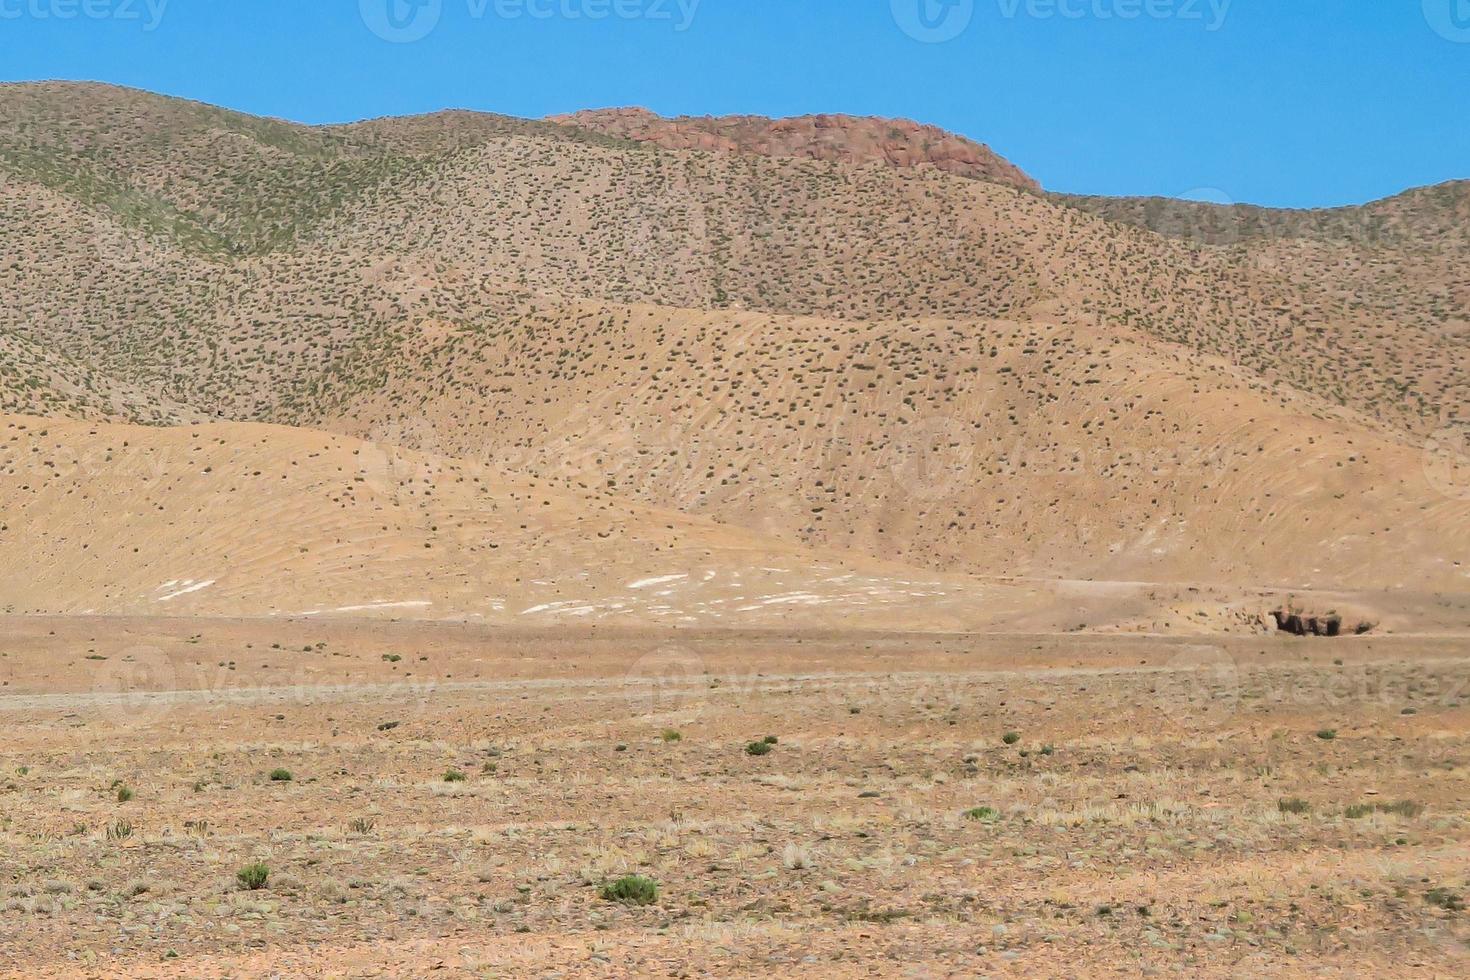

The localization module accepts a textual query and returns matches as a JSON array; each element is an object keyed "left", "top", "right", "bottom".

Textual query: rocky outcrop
[
  {"left": 1271, "top": 609, "right": 1374, "bottom": 637},
  {"left": 548, "top": 108, "right": 1040, "bottom": 192}
]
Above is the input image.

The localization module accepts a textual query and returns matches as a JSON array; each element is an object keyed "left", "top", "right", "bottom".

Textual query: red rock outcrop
[{"left": 549, "top": 107, "right": 1040, "bottom": 192}]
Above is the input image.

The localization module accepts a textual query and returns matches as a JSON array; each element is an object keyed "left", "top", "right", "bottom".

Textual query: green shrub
[
  {"left": 963, "top": 806, "right": 1000, "bottom": 822},
  {"left": 1002, "top": 732, "right": 1021, "bottom": 745},
  {"left": 116, "top": 785, "right": 134, "bottom": 803},
  {"left": 269, "top": 768, "right": 292, "bottom": 782},
  {"left": 443, "top": 768, "right": 467, "bottom": 783},
  {"left": 1378, "top": 800, "right": 1423, "bottom": 817},
  {"left": 661, "top": 730, "right": 682, "bottom": 743},
  {"left": 1278, "top": 797, "right": 1311, "bottom": 815},
  {"left": 745, "top": 740, "right": 772, "bottom": 756},
  {"left": 1427, "top": 887, "right": 1465, "bottom": 912},
  {"left": 236, "top": 863, "right": 270, "bottom": 891},
  {"left": 599, "top": 875, "right": 658, "bottom": 906},
  {"left": 1316, "top": 729, "right": 1337, "bottom": 741}
]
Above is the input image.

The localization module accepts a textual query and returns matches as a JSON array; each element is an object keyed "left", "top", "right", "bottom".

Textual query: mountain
[
  {"left": 1, "top": 82, "right": 1466, "bottom": 628},
  {"left": 548, "top": 107, "right": 1041, "bottom": 191}
]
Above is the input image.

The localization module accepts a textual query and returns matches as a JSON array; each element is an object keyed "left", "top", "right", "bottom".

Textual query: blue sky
[{"left": 2, "top": 0, "right": 1467, "bottom": 207}]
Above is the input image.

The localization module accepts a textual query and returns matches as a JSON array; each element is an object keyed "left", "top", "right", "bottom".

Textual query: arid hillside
[
  {"left": 548, "top": 107, "right": 1041, "bottom": 191},
  {"left": 0, "top": 83, "right": 1466, "bottom": 622},
  {"left": 1, "top": 414, "right": 1112, "bottom": 631}
]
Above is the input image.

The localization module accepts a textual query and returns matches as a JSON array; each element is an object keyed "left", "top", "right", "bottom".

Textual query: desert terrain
[{"left": 0, "top": 82, "right": 1467, "bottom": 975}]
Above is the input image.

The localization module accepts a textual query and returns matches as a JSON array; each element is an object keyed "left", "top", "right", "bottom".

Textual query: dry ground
[{"left": 1, "top": 617, "right": 1467, "bottom": 976}]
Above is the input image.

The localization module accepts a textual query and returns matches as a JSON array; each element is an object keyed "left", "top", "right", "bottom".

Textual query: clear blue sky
[{"left": 3, "top": 0, "right": 1467, "bottom": 207}]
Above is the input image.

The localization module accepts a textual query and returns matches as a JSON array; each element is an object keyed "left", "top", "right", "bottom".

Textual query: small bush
[
  {"left": 763, "top": 735, "right": 779, "bottom": 745},
  {"left": 1278, "top": 797, "right": 1311, "bottom": 815},
  {"left": 745, "top": 740, "right": 773, "bottom": 756},
  {"left": 236, "top": 863, "right": 270, "bottom": 891},
  {"left": 105, "top": 820, "right": 133, "bottom": 841},
  {"left": 964, "top": 806, "right": 1000, "bottom": 822},
  {"left": 348, "top": 817, "right": 375, "bottom": 835},
  {"left": 443, "top": 768, "right": 467, "bottom": 783},
  {"left": 1427, "top": 887, "right": 1465, "bottom": 912},
  {"left": 268, "top": 769, "right": 293, "bottom": 782},
  {"left": 1346, "top": 800, "right": 1423, "bottom": 819},
  {"left": 599, "top": 875, "right": 658, "bottom": 906},
  {"left": 660, "top": 729, "right": 682, "bottom": 743},
  {"left": 115, "top": 786, "right": 134, "bottom": 803},
  {"left": 1316, "top": 729, "right": 1337, "bottom": 741},
  {"left": 1378, "top": 800, "right": 1423, "bottom": 818},
  {"left": 1002, "top": 732, "right": 1021, "bottom": 745}
]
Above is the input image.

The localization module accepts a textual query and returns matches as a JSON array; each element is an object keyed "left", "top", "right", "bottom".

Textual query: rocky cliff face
[{"left": 549, "top": 108, "right": 1040, "bottom": 192}]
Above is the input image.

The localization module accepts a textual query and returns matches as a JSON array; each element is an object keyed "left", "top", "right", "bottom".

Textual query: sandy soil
[{"left": 1, "top": 617, "right": 1466, "bottom": 976}]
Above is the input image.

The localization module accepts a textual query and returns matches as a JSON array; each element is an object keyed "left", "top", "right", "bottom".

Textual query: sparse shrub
[
  {"left": 1316, "top": 729, "right": 1337, "bottom": 741},
  {"left": 105, "top": 820, "right": 133, "bottom": 841},
  {"left": 269, "top": 768, "right": 293, "bottom": 782},
  {"left": 443, "top": 768, "right": 467, "bottom": 783},
  {"left": 1002, "top": 732, "right": 1020, "bottom": 745},
  {"left": 745, "top": 740, "right": 772, "bottom": 756},
  {"left": 1278, "top": 797, "right": 1311, "bottom": 815},
  {"left": 1427, "top": 887, "right": 1465, "bottom": 912},
  {"left": 1379, "top": 800, "right": 1424, "bottom": 817},
  {"left": 660, "top": 729, "right": 682, "bottom": 742},
  {"left": 236, "top": 862, "right": 270, "bottom": 891},
  {"left": 348, "top": 817, "right": 375, "bottom": 835},
  {"left": 1346, "top": 800, "right": 1423, "bottom": 819},
  {"left": 115, "top": 785, "right": 134, "bottom": 803},
  {"left": 599, "top": 875, "right": 658, "bottom": 906},
  {"left": 781, "top": 843, "right": 814, "bottom": 870},
  {"left": 964, "top": 806, "right": 1000, "bottom": 822}
]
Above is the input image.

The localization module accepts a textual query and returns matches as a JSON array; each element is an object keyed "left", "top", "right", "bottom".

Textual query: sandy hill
[
  {"left": 0, "top": 83, "right": 1465, "bottom": 629},
  {"left": 304, "top": 298, "right": 1470, "bottom": 593},
  {"left": 0, "top": 414, "right": 1089, "bottom": 630}
]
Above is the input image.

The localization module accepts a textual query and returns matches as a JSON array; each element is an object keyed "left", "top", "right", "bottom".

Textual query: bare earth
[
  {"left": 1, "top": 84, "right": 1468, "bottom": 975},
  {"left": 0, "top": 617, "right": 1466, "bottom": 977}
]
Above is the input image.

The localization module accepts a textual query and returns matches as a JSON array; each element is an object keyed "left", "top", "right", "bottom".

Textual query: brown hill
[
  {"left": 0, "top": 83, "right": 1465, "bottom": 627},
  {"left": 548, "top": 107, "right": 1041, "bottom": 191}
]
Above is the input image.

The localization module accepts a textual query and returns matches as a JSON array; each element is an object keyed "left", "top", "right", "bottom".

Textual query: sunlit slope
[
  {"left": 0, "top": 415, "right": 1077, "bottom": 630},
  {"left": 311, "top": 301, "right": 1470, "bottom": 592}
]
